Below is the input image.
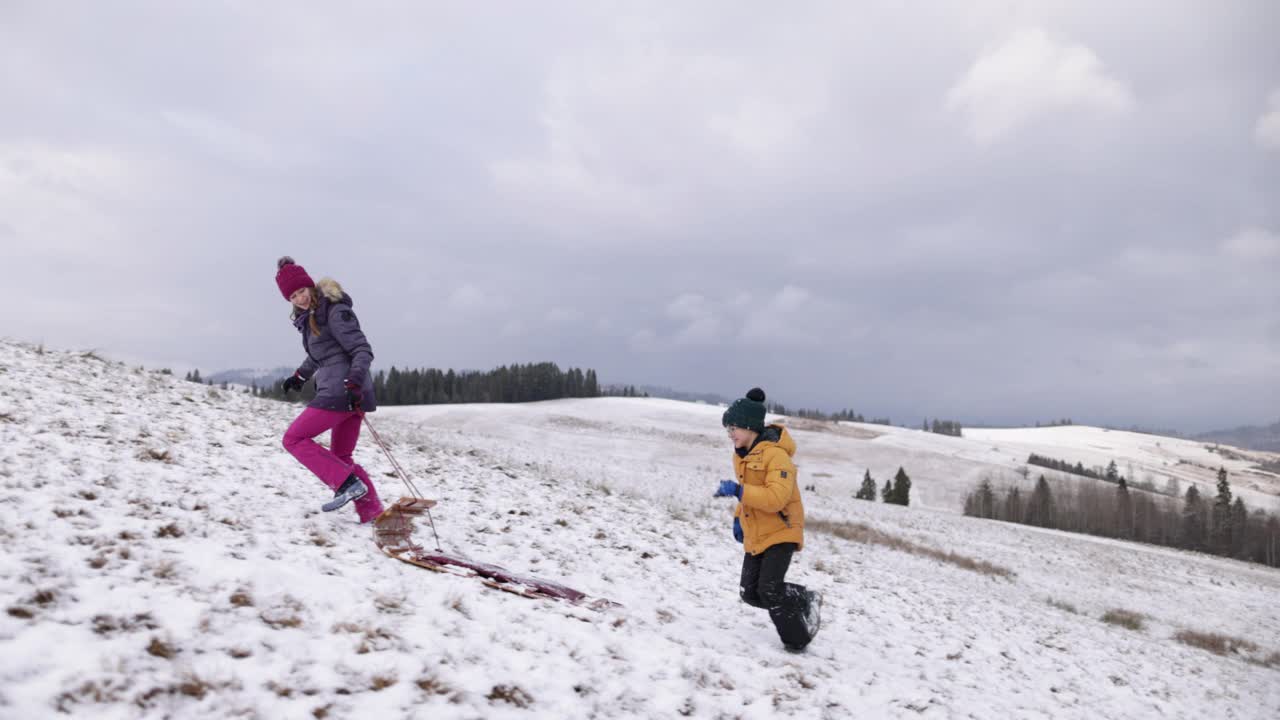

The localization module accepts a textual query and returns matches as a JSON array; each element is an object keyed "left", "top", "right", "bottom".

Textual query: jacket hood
[
  {"left": 738, "top": 424, "right": 796, "bottom": 458},
  {"left": 767, "top": 425, "right": 797, "bottom": 457},
  {"left": 316, "top": 277, "right": 350, "bottom": 306}
]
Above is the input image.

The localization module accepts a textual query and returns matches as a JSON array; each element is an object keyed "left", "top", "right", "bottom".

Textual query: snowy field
[{"left": 2, "top": 340, "right": 1278, "bottom": 719}]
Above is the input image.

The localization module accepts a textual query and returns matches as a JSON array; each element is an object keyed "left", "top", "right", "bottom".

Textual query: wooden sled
[{"left": 372, "top": 497, "right": 618, "bottom": 611}]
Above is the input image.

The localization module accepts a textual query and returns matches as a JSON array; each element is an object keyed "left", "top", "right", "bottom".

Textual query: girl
[
  {"left": 716, "top": 388, "right": 821, "bottom": 652},
  {"left": 275, "top": 256, "right": 384, "bottom": 523}
]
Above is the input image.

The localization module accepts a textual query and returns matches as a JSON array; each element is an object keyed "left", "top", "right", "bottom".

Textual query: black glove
[
  {"left": 344, "top": 378, "right": 363, "bottom": 411},
  {"left": 282, "top": 372, "right": 305, "bottom": 393}
]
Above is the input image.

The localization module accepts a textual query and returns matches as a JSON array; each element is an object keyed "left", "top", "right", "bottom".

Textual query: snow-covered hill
[{"left": 2, "top": 340, "right": 1278, "bottom": 718}]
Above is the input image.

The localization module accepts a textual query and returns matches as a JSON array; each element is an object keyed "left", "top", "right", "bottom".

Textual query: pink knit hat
[{"left": 275, "top": 256, "right": 315, "bottom": 300}]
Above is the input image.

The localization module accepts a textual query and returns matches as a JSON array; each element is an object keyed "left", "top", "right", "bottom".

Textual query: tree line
[
  {"left": 1025, "top": 456, "right": 1181, "bottom": 498},
  {"left": 766, "top": 403, "right": 892, "bottom": 426},
  {"left": 923, "top": 419, "right": 963, "bottom": 437},
  {"left": 1027, "top": 453, "right": 1104, "bottom": 481},
  {"left": 193, "top": 363, "right": 603, "bottom": 405},
  {"left": 963, "top": 468, "right": 1280, "bottom": 567},
  {"left": 602, "top": 384, "right": 650, "bottom": 398}
]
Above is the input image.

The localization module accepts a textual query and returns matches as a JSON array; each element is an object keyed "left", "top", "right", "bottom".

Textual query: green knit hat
[{"left": 722, "top": 387, "right": 767, "bottom": 432}]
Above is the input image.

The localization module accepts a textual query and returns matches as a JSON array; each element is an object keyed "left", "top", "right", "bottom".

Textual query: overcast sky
[{"left": 3, "top": 2, "right": 1278, "bottom": 432}]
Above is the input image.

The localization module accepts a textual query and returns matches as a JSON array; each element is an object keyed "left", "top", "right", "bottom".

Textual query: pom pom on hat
[{"left": 745, "top": 387, "right": 766, "bottom": 402}]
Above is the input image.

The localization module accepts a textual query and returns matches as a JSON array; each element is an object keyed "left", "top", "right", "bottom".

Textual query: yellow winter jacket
[{"left": 733, "top": 425, "right": 804, "bottom": 555}]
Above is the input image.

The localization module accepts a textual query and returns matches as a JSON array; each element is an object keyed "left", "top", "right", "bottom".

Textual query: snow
[{"left": 2, "top": 340, "right": 1278, "bottom": 718}]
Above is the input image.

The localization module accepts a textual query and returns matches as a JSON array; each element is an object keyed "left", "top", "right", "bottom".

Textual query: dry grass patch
[
  {"left": 155, "top": 522, "right": 184, "bottom": 539},
  {"left": 808, "top": 518, "right": 1015, "bottom": 579},
  {"left": 416, "top": 672, "right": 456, "bottom": 698},
  {"left": 1173, "top": 630, "right": 1256, "bottom": 656},
  {"left": 333, "top": 621, "right": 396, "bottom": 654},
  {"left": 229, "top": 590, "right": 254, "bottom": 608},
  {"left": 93, "top": 613, "right": 159, "bottom": 635},
  {"left": 146, "top": 637, "right": 177, "bottom": 659},
  {"left": 370, "top": 673, "right": 398, "bottom": 691},
  {"left": 488, "top": 684, "right": 533, "bottom": 707},
  {"left": 138, "top": 448, "right": 173, "bottom": 463},
  {"left": 1173, "top": 629, "right": 1279, "bottom": 669},
  {"left": 1101, "top": 609, "right": 1146, "bottom": 631},
  {"left": 135, "top": 673, "right": 225, "bottom": 708},
  {"left": 55, "top": 678, "right": 130, "bottom": 713},
  {"left": 148, "top": 560, "right": 179, "bottom": 580},
  {"left": 260, "top": 596, "right": 306, "bottom": 629},
  {"left": 1046, "top": 598, "right": 1079, "bottom": 614},
  {"left": 267, "top": 681, "right": 294, "bottom": 698},
  {"left": 374, "top": 593, "right": 408, "bottom": 614}
]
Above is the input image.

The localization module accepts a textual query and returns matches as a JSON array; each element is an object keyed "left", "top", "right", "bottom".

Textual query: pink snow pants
[{"left": 283, "top": 407, "right": 383, "bottom": 522}]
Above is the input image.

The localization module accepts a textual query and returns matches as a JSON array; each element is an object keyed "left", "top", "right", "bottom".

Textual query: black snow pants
[{"left": 739, "top": 542, "right": 812, "bottom": 649}]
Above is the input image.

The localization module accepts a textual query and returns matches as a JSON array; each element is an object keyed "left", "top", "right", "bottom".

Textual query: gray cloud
[{"left": 2, "top": 1, "right": 1278, "bottom": 432}]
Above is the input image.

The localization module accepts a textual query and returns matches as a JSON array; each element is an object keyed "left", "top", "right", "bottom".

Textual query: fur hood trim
[{"left": 316, "top": 277, "right": 345, "bottom": 302}]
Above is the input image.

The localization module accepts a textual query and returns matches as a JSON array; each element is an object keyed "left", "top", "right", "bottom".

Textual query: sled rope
[{"left": 361, "top": 414, "right": 443, "bottom": 551}]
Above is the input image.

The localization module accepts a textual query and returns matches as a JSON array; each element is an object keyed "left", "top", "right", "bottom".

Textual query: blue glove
[
  {"left": 733, "top": 517, "right": 743, "bottom": 543},
  {"left": 714, "top": 480, "right": 742, "bottom": 498}
]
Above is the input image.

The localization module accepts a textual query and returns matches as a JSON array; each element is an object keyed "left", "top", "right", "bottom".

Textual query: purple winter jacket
[{"left": 292, "top": 278, "right": 377, "bottom": 412}]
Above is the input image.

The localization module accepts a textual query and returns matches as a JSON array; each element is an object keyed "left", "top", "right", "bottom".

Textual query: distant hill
[
  {"left": 208, "top": 366, "right": 293, "bottom": 388},
  {"left": 1196, "top": 419, "right": 1280, "bottom": 453},
  {"left": 634, "top": 384, "right": 731, "bottom": 405}
]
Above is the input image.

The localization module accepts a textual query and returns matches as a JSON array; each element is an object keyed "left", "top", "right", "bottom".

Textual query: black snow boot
[{"left": 322, "top": 474, "right": 367, "bottom": 512}]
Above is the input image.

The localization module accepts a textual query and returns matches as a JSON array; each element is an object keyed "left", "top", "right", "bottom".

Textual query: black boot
[{"left": 322, "top": 474, "right": 367, "bottom": 512}]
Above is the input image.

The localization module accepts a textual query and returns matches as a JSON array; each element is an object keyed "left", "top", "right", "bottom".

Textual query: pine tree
[
  {"left": 881, "top": 479, "right": 893, "bottom": 503},
  {"left": 975, "top": 477, "right": 996, "bottom": 518},
  {"left": 891, "top": 467, "right": 912, "bottom": 506},
  {"left": 856, "top": 469, "right": 877, "bottom": 501},
  {"left": 1182, "top": 485, "right": 1206, "bottom": 551},
  {"left": 1116, "top": 477, "right": 1133, "bottom": 539},
  {"left": 1230, "top": 497, "right": 1249, "bottom": 558},
  {"left": 1026, "top": 475, "right": 1054, "bottom": 528},
  {"left": 1105, "top": 460, "right": 1119, "bottom": 484},
  {"left": 1004, "top": 485, "right": 1023, "bottom": 522},
  {"left": 1211, "top": 467, "right": 1233, "bottom": 555}
]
